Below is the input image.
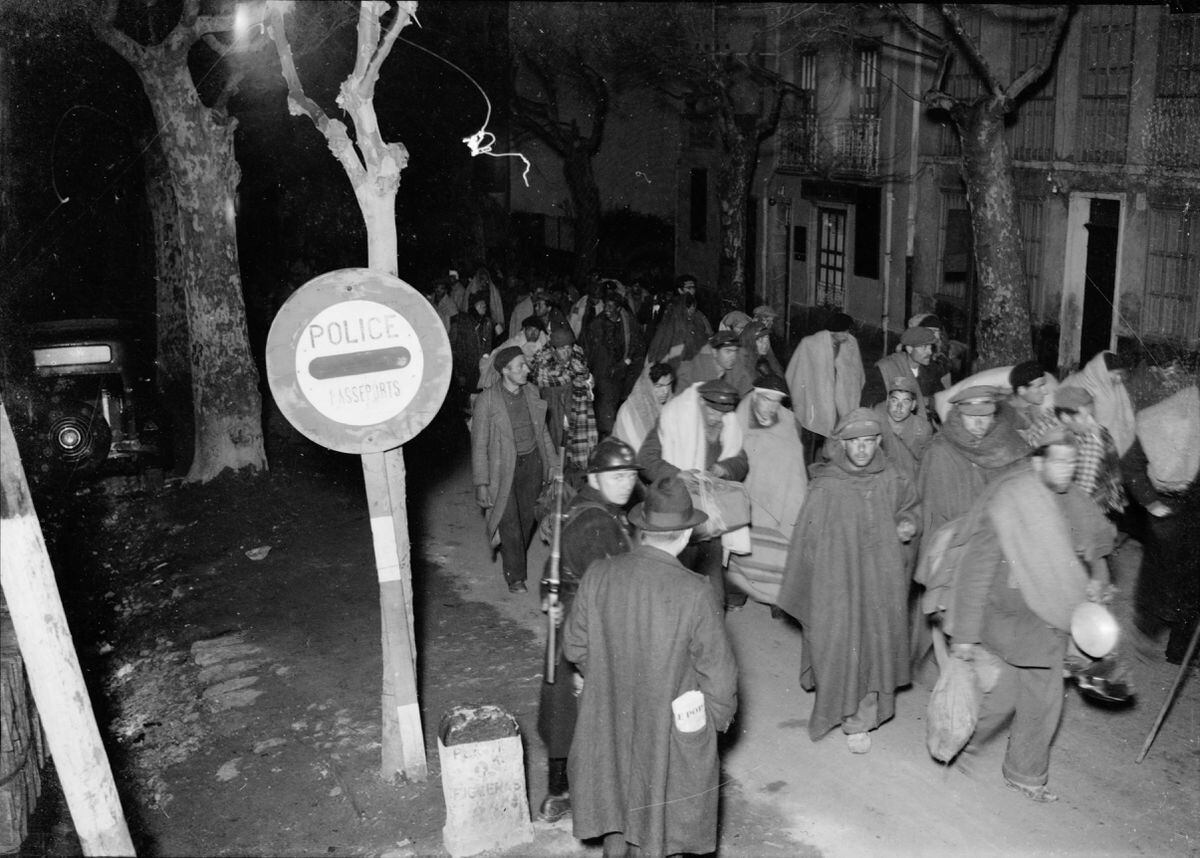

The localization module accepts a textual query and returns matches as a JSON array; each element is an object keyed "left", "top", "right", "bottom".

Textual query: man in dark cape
[
  {"left": 537, "top": 438, "right": 637, "bottom": 823},
  {"left": 564, "top": 476, "right": 737, "bottom": 857},
  {"left": 776, "top": 409, "right": 921, "bottom": 752}
]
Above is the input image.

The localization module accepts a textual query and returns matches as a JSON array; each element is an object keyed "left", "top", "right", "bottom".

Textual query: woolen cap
[
  {"left": 949, "top": 385, "right": 999, "bottom": 416},
  {"left": 834, "top": 408, "right": 883, "bottom": 439},
  {"left": 698, "top": 378, "right": 740, "bottom": 412},
  {"left": 899, "top": 326, "right": 938, "bottom": 347},
  {"left": 1054, "top": 386, "right": 1094, "bottom": 410},
  {"left": 629, "top": 476, "right": 707, "bottom": 532},
  {"left": 492, "top": 345, "right": 525, "bottom": 373},
  {"left": 1009, "top": 360, "right": 1044, "bottom": 390},
  {"left": 825, "top": 312, "right": 854, "bottom": 333},
  {"left": 549, "top": 327, "right": 575, "bottom": 348},
  {"left": 710, "top": 330, "right": 741, "bottom": 349},
  {"left": 587, "top": 437, "right": 637, "bottom": 473},
  {"left": 752, "top": 373, "right": 789, "bottom": 398}
]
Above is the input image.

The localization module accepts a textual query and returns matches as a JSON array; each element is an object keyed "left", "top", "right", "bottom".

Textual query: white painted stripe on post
[{"left": 370, "top": 515, "right": 402, "bottom": 582}]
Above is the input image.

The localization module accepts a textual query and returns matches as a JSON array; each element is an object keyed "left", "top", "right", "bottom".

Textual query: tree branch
[
  {"left": 757, "top": 84, "right": 787, "bottom": 144},
  {"left": 940, "top": 4, "right": 1002, "bottom": 98},
  {"left": 1007, "top": 5, "right": 1070, "bottom": 103},
  {"left": 92, "top": 0, "right": 147, "bottom": 66},
  {"left": 351, "top": 0, "right": 386, "bottom": 82},
  {"left": 577, "top": 61, "right": 610, "bottom": 156},
  {"left": 363, "top": 1, "right": 417, "bottom": 98}
]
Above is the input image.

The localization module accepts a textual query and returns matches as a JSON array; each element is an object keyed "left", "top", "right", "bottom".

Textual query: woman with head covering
[
  {"left": 528, "top": 327, "right": 598, "bottom": 471},
  {"left": 613, "top": 362, "right": 675, "bottom": 454},
  {"left": 739, "top": 320, "right": 784, "bottom": 380},
  {"left": 1060, "top": 351, "right": 1137, "bottom": 455}
]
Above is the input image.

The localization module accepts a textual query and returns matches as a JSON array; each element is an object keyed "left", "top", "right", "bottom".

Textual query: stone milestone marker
[{"left": 438, "top": 705, "right": 534, "bottom": 857}]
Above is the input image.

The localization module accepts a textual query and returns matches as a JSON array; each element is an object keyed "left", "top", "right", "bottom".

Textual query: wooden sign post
[
  {"left": 266, "top": 269, "right": 451, "bottom": 783},
  {"left": 0, "top": 404, "right": 135, "bottom": 856}
]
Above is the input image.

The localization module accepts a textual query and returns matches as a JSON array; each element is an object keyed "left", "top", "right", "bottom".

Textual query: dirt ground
[{"left": 16, "top": 403, "right": 1200, "bottom": 857}]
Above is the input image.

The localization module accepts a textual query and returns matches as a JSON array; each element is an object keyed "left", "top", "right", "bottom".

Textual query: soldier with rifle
[{"left": 537, "top": 437, "right": 638, "bottom": 823}]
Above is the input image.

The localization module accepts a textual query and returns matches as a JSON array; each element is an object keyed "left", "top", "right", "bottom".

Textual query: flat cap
[
  {"left": 710, "top": 330, "right": 741, "bottom": 349},
  {"left": 699, "top": 378, "right": 740, "bottom": 412},
  {"left": 1054, "top": 386, "right": 1094, "bottom": 410},
  {"left": 752, "top": 304, "right": 778, "bottom": 321},
  {"left": 492, "top": 345, "right": 525, "bottom": 373},
  {"left": 900, "top": 326, "right": 938, "bottom": 347},
  {"left": 1009, "top": 360, "right": 1044, "bottom": 391},
  {"left": 826, "top": 312, "right": 854, "bottom": 333},
  {"left": 834, "top": 408, "right": 883, "bottom": 439},
  {"left": 950, "top": 385, "right": 999, "bottom": 416}
]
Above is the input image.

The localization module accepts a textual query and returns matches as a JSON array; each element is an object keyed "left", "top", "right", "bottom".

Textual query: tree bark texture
[
  {"left": 955, "top": 98, "right": 1035, "bottom": 368},
  {"left": 716, "top": 129, "right": 755, "bottom": 310},
  {"left": 137, "top": 58, "right": 266, "bottom": 482},
  {"left": 143, "top": 137, "right": 194, "bottom": 473}
]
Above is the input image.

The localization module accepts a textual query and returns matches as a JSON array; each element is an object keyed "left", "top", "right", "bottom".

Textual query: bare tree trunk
[
  {"left": 138, "top": 60, "right": 266, "bottom": 482},
  {"left": 564, "top": 148, "right": 600, "bottom": 286},
  {"left": 143, "top": 137, "right": 193, "bottom": 474},
  {"left": 716, "top": 136, "right": 755, "bottom": 309},
  {"left": 956, "top": 99, "right": 1034, "bottom": 368}
]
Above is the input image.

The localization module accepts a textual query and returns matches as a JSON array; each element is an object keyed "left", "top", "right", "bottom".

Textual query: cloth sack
[
  {"left": 688, "top": 473, "right": 751, "bottom": 541},
  {"left": 926, "top": 655, "right": 979, "bottom": 763}
]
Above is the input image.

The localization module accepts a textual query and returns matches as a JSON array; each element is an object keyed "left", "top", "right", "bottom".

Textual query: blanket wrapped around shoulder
[{"left": 1135, "top": 385, "right": 1200, "bottom": 493}]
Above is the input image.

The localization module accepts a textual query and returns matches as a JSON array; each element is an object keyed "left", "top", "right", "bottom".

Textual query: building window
[
  {"left": 1009, "top": 23, "right": 1057, "bottom": 161},
  {"left": 854, "top": 46, "right": 879, "bottom": 117},
  {"left": 1145, "top": 204, "right": 1200, "bottom": 344},
  {"left": 1017, "top": 198, "right": 1044, "bottom": 308},
  {"left": 938, "top": 191, "right": 972, "bottom": 303},
  {"left": 816, "top": 208, "right": 847, "bottom": 308},
  {"left": 781, "top": 50, "right": 818, "bottom": 169},
  {"left": 1146, "top": 9, "right": 1200, "bottom": 168},
  {"left": 1077, "top": 6, "right": 1136, "bottom": 163},
  {"left": 689, "top": 168, "right": 708, "bottom": 243}
]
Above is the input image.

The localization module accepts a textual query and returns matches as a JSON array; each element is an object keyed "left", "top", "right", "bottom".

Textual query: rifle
[{"left": 543, "top": 418, "right": 569, "bottom": 684}]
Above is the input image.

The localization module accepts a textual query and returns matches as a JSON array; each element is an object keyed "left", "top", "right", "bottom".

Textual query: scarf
[
  {"left": 1136, "top": 385, "right": 1200, "bottom": 492},
  {"left": 613, "top": 367, "right": 666, "bottom": 453},
  {"left": 938, "top": 407, "right": 1029, "bottom": 470},
  {"left": 1061, "top": 351, "right": 1137, "bottom": 454}
]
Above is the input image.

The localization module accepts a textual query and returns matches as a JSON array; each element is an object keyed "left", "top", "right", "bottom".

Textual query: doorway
[
  {"left": 816, "top": 208, "right": 847, "bottom": 308},
  {"left": 1080, "top": 198, "right": 1120, "bottom": 365}
]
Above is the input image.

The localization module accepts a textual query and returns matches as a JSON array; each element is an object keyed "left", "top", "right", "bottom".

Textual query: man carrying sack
[{"left": 637, "top": 377, "right": 751, "bottom": 611}]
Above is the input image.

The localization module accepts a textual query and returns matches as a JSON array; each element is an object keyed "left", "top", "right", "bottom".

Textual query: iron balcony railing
[{"left": 779, "top": 114, "right": 880, "bottom": 176}]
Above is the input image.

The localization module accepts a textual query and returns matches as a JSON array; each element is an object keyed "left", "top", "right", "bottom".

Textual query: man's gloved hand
[
  {"left": 541, "top": 597, "right": 564, "bottom": 628},
  {"left": 896, "top": 520, "right": 917, "bottom": 543}
]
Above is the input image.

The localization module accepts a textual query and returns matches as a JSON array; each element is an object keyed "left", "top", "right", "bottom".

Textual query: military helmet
[{"left": 588, "top": 437, "right": 638, "bottom": 473}]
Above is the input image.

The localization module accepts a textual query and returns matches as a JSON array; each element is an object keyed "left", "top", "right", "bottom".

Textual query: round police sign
[{"left": 266, "top": 269, "right": 451, "bottom": 454}]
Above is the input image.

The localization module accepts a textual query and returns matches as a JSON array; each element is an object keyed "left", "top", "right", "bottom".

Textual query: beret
[
  {"left": 521, "top": 315, "right": 545, "bottom": 332},
  {"left": 710, "top": 330, "right": 741, "bottom": 349},
  {"left": 492, "top": 345, "right": 525, "bottom": 373},
  {"left": 752, "top": 373, "right": 789, "bottom": 398},
  {"left": 834, "top": 407, "right": 883, "bottom": 439},
  {"left": 950, "top": 385, "right": 999, "bottom": 416},
  {"left": 699, "top": 378, "right": 740, "bottom": 412},
  {"left": 900, "top": 326, "right": 938, "bottom": 347},
  {"left": 1054, "top": 386, "right": 1094, "bottom": 410},
  {"left": 1009, "top": 360, "right": 1044, "bottom": 391},
  {"left": 549, "top": 327, "right": 575, "bottom": 348}
]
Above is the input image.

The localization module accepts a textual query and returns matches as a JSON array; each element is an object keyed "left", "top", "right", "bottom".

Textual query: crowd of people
[{"left": 434, "top": 263, "right": 1200, "bottom": 857}]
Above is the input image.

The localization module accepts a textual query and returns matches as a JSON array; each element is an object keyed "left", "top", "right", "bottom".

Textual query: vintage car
[{"left": 18, "top": 319, "right": 161, "bottom": 475}]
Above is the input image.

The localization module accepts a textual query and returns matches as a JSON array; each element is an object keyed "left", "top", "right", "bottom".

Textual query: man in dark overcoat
[
  {"left": 776, "top": 408, "right": 921, "bottom": 754},
  {"left": 537, "top": 438, "right": 637, "bottom": 823},
  {"left": 471, "top": 346, "right": 556, "bottom": 592},
  {"left": 563, "top": 476, "right": 738, "bottom": 858}
]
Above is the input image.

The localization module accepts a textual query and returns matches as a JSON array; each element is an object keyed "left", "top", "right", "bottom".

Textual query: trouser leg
[
  {"left": 602, "top": 832, "right": 628, "bottom": 858},
  {"left": 973, "top": 651, "right": 1018, "bottom": 745},
  {"left": 679, "top": 539, "right": 733, "bottom": 610},
  {"left": 1001, "top": 664, "right": 1065, "bottom": 788},
  {"left": 841, "top": 691, "right": 879, "bottom": 734},
  {"left": 498, "top": 451, "right": 542, "bottom": 585}
]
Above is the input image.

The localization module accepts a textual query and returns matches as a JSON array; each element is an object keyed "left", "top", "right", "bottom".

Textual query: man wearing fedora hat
[
  {"left": 536, "top": 437, "right": 638, "bottom": 824},
  {"left": 777, "top": 408, "right": 920, "bottom": 754},
  {"left": 563, "top": 475, "right": 738, "bottom": 858},
  {"left": 472, "top": 347, "right": 557, "bottom": 593}
]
